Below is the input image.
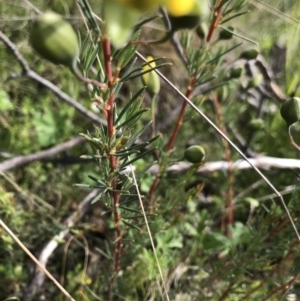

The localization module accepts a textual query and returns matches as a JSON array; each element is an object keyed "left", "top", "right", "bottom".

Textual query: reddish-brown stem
[
  {"left": 102, "top": 38, "right": 115, "bottom": 142},
  {"left": 259, "top": 276, "right": 296, "bottom": 301},
  {"left": 148, "top": 174, "right": 160, "bottom": 214},
  {"left": 167, "top": 77, "right": 195, "bottom": 151},
  {"left": 264, "top": 217, "right": 289, "bottom": 242},
  {"left": 277, "top": 253, "right": 295, "bottom": 283},
  {"left": 148, "top": 79, "right": 195, "bottom": 212},
  {"left": 211, "top": 93, "right": 234, "bottom": 232},
  {"left": 206, "top": 1, "right": 224, "bottom": 43},
  {"left": 102, "top": 36, "right": 121, "bottom": 299},
  {"left": 72, "top": 67, "right": 107, "bottom": 89}
]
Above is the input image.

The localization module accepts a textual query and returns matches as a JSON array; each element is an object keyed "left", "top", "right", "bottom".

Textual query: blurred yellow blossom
[{"left": 165, "top": 0, "right": 196, "bottom": 16}]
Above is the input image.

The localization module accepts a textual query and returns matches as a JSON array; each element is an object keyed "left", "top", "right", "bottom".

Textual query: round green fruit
[
  {"left": 248, "top": 118, "right": 264, "bottom": 130},
  {"left": 219, "top": 26, "right": 234, "bottom": 40},
  {"left": 240, "top": 48, "right": 259, "bottom": 60},
  {"left": 280, "top": 97, "right": 300, "bottom": 126},
  {"left": 184, "top": 145, "right": 205, "bottom": 164},
  {"left": 30, "top": 11, "right": 79, "bottom": 68},
  {"left": 216, "top": 85, "right": 229, "bottom": 101},
  {"left": 229, "top": 66, "right": 243, "bottom": 79}
]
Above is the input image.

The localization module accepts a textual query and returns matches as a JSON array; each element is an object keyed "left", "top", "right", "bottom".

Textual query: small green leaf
[
  {"left": 121, "top": 148, "right": 157, "bottom": 168},
  {"left": 115, "top": 109, "right": 148, "bottom": 130},
  {"left": 121, "top": 219, "right": 142, "bottom": 231},
  {"left": 115, "top": 88, "right": 145, "bottom": 125},
  {"left": 91, "top": 192, "right": 104, "bottom": 204},
  {"left": 88, "top": 175, "right": 106, "bottom": 187}
]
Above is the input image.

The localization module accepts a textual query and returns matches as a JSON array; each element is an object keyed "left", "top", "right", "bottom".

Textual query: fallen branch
[
  {"left": 2, "top": 144, "right": 300, "bottom": 175},
  {"left": 149, "top": 156, "right": 300, "bottom": 174},
  {"left": 0, "top": 136, "right": 85, "bottom": 171}
]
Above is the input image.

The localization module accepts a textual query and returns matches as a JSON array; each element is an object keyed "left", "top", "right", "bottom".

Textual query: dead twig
[
  {"left": 0, "top": 30, "right": 106, "bottom": 126},
  {"left": 0, "top": 136, "right": 85, "bottom": 172}
]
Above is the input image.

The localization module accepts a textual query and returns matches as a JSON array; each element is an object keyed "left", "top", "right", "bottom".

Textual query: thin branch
[
  {"left": 234, "top": 179, "right": 264, "bottom": 201},
  {"left": 0, "top": 30, "right": 106, "bottom": 126},
  {"left": 206, "top": 1, "right": 224, "bottom": 43},
  {"left": 260, "top": 276, "right": 296, "bottom": 301},
  {"left": 101, "top": 36, "right": 121, "bottom": 300},
  {"left": 2, "top": 137, "right": 300, "bottom": 176},
  {"left": 0, "top": 136, "right": 85, "bottom": 172},
  {"left": 26, "top": 70, "right": 107, "bottom": 124},
  {"left": 167, "top": 77, "right": 195, "bottom": 151},
  {"left": 149, "top": 156, "right": 300, "bottom": 174},
  {"left": 0, "top": 32, "right": 31, "bottom": 72}
]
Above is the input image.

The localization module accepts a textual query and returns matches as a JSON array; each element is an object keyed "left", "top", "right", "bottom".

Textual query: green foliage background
[{"left": 1, "top": 0, "right": 300, "bottom": 300}]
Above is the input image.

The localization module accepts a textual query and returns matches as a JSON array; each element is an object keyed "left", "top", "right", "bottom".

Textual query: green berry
[
  {"left": 219, "top": 27, "right": 234, "bottom": 40},
  {"left": 240, "top": 48, "right": 259, "bottom": 60},
  {"left": 280, "top": 97, "right": 300, "bottom": 126},
  {"left": 216, "top": 85, "right": 229, "bottom": 101},
  {"left": 184, "top": 145, "right": 205, "bottom": 164},
  {"left": 229, "top": 66, "right": 243, "bottom": 79},
  {"left": 248, "top": 118, "right": 264, "bottom": 130},
  {"left": 30, "top": 11, "right": 79, "bottom": 68}
]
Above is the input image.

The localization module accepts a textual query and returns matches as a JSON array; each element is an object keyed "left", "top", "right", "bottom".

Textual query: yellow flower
[{"left": 165, "top": 0, "right": 196, "bottom": 17}]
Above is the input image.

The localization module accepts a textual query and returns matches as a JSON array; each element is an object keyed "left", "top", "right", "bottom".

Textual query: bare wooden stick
[
  {"left": 149, "top": 156, "right": 300, "bottom": 174},
  {"left": 0, "top": 136, "right": 84, "bottom": 172}
]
